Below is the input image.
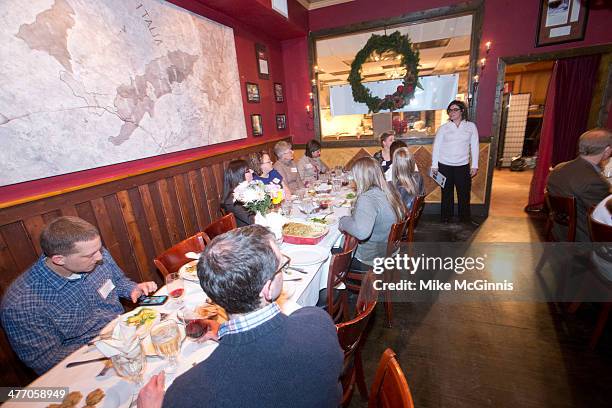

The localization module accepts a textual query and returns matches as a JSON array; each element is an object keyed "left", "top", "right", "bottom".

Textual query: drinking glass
[
  {"left": 165, "top": 273, "right": 184, "bottom": 307},
  {"left": 177, "top": 306, "right": 218, "bottom": 340},
  {"left": 150, "top": 320, "right": 181, "bottom": 373},
  {"left": 332, "top": 178, "right": 342, "bottom": 192},
  {"left": 281, "top": 200, "right": 293, "bottom": 216},
  {"left": 111, "top": 339, "right": 145, "bottom": 406}
]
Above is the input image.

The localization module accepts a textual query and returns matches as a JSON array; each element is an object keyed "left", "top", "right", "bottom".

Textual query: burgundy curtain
[{"left": 527, "top": 54, "right": 601, "bottom": 209}]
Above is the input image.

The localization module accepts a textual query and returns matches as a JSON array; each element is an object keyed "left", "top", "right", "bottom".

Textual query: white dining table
[{"left": 2, "top": 189, "right": 354, "bottom": 408}]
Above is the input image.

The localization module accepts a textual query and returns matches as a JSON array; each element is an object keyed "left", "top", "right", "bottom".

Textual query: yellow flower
[{"left": 271, "top": 190, "right": 283, "bottom": 205}]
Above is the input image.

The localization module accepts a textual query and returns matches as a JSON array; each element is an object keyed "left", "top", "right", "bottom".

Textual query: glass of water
[{"left": 111, "top": 338, "right": 146, "bottom": 405}]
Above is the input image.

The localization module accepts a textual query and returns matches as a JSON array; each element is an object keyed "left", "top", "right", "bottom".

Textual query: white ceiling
[{"left": 315, "top": 15, "right": 473, "bottom": 85}]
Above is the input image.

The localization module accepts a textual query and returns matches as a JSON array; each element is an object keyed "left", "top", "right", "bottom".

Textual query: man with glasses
[
  {"left": 273, "top": 140, "right": 305, "bottom": 191},
  {"left": 138, "top": 225, "right": 343, "bottom": 408}
]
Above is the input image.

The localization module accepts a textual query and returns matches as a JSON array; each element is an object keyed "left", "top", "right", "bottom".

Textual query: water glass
[
  {"left": 111, "top": 339, "right": 145, "bottom": 403},
  {"left": 281, "top": 200, "right": 293, "bottom": 216},
  {"left": 332, "top": 178, "right": 342, "bottom": 192},
  {"left": 165, "top": 273, "right": 184, "bottom": 306},
  {"left": 150, "top": 320, "right": 181, "bottom": 372}
]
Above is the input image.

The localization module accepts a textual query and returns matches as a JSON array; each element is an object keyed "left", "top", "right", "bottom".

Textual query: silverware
[
  {"left": 66, "top": 356, "right": 109, "bottom": 368},
  {"left": 283, "top": 277, "right": 302, "bottom": 282},
  {"left": 96, "top": 360, "right": 113, "bottom": 377}
]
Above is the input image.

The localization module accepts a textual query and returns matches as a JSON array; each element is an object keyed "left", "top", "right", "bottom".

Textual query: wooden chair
[
  {"left": 368, "top": 349, "right": 415, "bottom": 408},
  {"left": 153, "top": 232, "right": 207, "bottom": 277},
  {"left": 325, "top": 233, "right": 359, "bottom": 323},
  {"left": 404, "top": 195, "right": 425, "bottom": 243},
  {"left": 344, "top": 148, "right": 373, "bottom": 171},
  {"left": 203, "top": 213, "right": 238, "bottom": 243},
  {"left": 336, "top": 293, "right": 377, "bottom": 407}
]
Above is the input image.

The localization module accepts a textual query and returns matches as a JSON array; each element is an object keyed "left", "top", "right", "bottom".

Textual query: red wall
[
  {"left": 0, "top": 0, "right": 292, "bottom": 205},
  {"left": 284, "top": 0, "right": 612, "bottom": 144}
]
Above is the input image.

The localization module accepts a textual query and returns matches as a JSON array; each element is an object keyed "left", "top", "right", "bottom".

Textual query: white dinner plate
[
  {"left": 179, "top": 260, "right": 199, "bottom": 282},
  {"left": 283, "top": 246, "right": 330, "bottom": 266}
]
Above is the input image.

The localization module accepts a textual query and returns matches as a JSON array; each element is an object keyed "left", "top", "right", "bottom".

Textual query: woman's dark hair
[
  {"left": 305, "top": 139, "right": 322, "bottom": 158},
  {"left": 247, "top": 151, "right": 269, "bottom": 176},
  {"left": 223, "top": 159, "right": 249, "bottom": 202},
  {"left": 446, "top": 100, "right": 468, "bottom": 121},
  {"left": 379, "top": 132, "right": 394, "bottom": 147},
  {"left": 389, "top": 140, "right": 408, "bottom": 161}
]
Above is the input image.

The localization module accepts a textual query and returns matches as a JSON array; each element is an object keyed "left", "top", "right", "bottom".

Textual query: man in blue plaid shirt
[{"left": 0, "top": 216, "right": 157, "bottom": 374}]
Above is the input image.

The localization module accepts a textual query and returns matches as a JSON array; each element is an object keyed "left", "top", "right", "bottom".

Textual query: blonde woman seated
[
  {"left": 248, "top": 151, "right": 292, "bottom": 198},
  {"left": 392, "top": 147, "right": 425, "bottom": 211},
  {"left": 339, "top": 157, "right": 407, "bottom": 273}
]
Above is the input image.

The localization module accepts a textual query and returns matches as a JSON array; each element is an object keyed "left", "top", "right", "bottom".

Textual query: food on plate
[
  {"left": 85, "top": 389, "right": 105, "bottom": 406},
  {"left": 308, "top": 216, "right": 335, "bottom": 225},
  {"left": 282, "top": 222, "right": 327, "bottom": 238},
  {"left": 345, "top": 192, "right": 356, "bottom": 199},
  {"left": 183, "top": 262, "right": 197, "bottom": 275},
  {"left": 60, "top": 391, "right": 82, "bottom": 407},
  {"left": 125, "top": 308, "right": 157, "bottom": 328}
]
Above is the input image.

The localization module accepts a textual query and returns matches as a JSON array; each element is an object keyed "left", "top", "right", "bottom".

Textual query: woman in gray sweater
[{"left": 339, "top": 157, "right": 407, "bottom": 272}]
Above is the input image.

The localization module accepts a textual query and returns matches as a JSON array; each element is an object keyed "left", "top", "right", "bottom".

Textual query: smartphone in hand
[{"left": 137, "top": 295, "right": 168, "bottom": 306}]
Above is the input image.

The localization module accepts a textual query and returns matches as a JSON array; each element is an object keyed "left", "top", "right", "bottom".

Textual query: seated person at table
[
  {"left": 221, "top": 159, "right": 255, "bottom": 227},
  {"left": 392, "top": 147, "right": 425, "bottom": 211},
  {"left": 0, "top": 216, "right": 157, "bottom": 374},
  {"left": 547, "top": 128, "right": 611, "bottom": 241},
  {"left": 384, "top": 139, "right": 408, "bottom": 181},
  {"left": 297, "top": 139, "right": 329, "bottom": 182},
  {"left": 372, "top": 131, "right": 395, "bottom": 174},
  {"left": 339, "top": 157, "right": 407, "bottom": 272},
  {"left": 273, "top": 140, "right": 304, "bottom": 191},
  {"left": 249, "top": 150, "right": 292, "bottom": 197},
  {"left": 138, "top": 225, "right": 343, "bottom": 408}
]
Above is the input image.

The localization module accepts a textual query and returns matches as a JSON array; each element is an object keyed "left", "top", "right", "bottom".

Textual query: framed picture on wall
[
  {"left": 276, "top": 114, "right": 286, "bottom": 130},
  {"left": 536, "top": 0, "right": 589, "bottom": 47},
  {"left": 274, "top": 83, "right": 284, "bottom": 103},
  {"left": 246, "top": 82, "right": 260, "bottom": 103},
  {"left": 251, "top": 114, "right": 263, "bottom": 136},
  {"left": 255, "top": 44, "right": 269, "bottom": 79}
]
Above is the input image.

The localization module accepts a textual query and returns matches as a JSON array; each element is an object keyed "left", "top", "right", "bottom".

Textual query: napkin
[
  {"left": 254, "top": 212, "right": 286, "bottom": 241},
  {"left": 95, "top": 320, "right": 140, "bottom": 358}
]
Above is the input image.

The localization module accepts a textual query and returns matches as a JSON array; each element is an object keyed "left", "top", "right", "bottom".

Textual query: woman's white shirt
[{"left": 431, "top": 120, "right": 479, "bottom": 168}]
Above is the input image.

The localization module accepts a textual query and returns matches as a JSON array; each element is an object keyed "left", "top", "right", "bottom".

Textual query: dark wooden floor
[{"left": 350, "top": 169, "right": 612, "bottom": 408}]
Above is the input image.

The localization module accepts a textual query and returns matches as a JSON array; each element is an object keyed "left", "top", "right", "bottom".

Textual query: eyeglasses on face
[
  {"left": 448, "top": 107, "right": 462, "bottom": 112},
  {"left": 274, "top": 254, "right": 291, "bottom": 276}
]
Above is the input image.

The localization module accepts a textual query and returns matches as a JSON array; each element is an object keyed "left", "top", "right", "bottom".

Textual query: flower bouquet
[{"left": 233, "top": 180, "right": 285, "bottom": 240}]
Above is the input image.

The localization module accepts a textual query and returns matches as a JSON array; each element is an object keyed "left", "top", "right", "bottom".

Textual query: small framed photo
[
  {"left": 251, "top": 114, "right": 263, "bottom": 136},
  {"left": 246, "top": 82, "right": 260, "bottom": 103},
  {"left": 276, "top": 114, "right": 286, "bottom": 130},
  {"left": 536, "top": 0, "right": 589, "bottom": 47},
  {"left": 274, "top": 83, "right": 284, "bottom": 103},
  {"left": 255, "top": 44, "right": 269, "bottom": 80}
]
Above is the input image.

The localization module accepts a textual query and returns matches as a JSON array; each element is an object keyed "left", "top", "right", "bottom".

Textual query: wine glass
[
  {"left": 111, "top": 339, "right": 145, "bottom": 407},
  {"left": 150, "top": 320, "right": 182, "bottom": 373},
  {"left": 165, "top": 273, "right": 184, "bottom": 307}
]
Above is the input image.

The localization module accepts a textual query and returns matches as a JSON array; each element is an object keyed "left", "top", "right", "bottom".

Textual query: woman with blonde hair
[
  {"left": 392, "top": 147, "right": 425, "bottom": 211},
  {"left": 339, "top": 157, "right": 407, "bottom": 272}
]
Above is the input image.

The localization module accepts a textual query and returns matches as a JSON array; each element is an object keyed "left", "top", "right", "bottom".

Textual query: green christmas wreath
[{"left": 348, "top": 31, "right": 421, "bottom": 113}]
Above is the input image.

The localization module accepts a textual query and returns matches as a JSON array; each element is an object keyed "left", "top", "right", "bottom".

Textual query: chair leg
[
  {"left": 355, "top": 351, "right": 369, "bottom": 400},
  {"left": 383, "top": 292, "right": 393, "bottom": 328},
  {"left": 589, "top": 303, "right": 611, "bottom": 350}
]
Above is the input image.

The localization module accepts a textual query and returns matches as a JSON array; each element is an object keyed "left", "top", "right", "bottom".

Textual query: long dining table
[{"left": 2, "top": 187, "right": 354, "bottom": 408}]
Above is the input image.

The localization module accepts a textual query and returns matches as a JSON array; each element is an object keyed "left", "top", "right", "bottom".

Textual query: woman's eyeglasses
[{"left": 448, "top": 108, "right": 462, "bottom": 112}]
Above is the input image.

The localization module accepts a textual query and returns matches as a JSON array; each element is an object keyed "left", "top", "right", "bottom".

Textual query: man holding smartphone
[{"left": 0, "top": 216, "right": 157, "bottom": 374}]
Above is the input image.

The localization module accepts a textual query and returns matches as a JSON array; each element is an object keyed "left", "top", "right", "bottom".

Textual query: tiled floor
[{"left": 350, "top": 169, "right": 612, "bottom": 408}]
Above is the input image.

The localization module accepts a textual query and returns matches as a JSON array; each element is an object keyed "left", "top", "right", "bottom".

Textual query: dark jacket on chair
[{"left": 546, "top": 157, "right": 610, "bottom": 242}]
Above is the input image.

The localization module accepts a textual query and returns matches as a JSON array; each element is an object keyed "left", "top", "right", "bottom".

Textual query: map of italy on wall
[{"left": 0, "top": 0, "right": 247, "bottom": 186}]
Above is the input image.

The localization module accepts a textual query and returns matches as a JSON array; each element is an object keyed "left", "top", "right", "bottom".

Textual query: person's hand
[
  {"left": 470, "top": 168, "right": 478, "bottom": 177},
  {"left": 431, "top": 167, "right": 438, "bottom": 177},
  {"left": 137, "top": 371, "right": 165, "bottom": 408},
  {"left": 196, "top": 319, "right": 221, "bottom": 343},
  {"left": 131, "top": 281, "right": 158, "bottom": 303}
]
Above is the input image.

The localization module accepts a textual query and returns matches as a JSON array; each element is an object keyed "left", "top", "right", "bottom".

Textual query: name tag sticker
[
  {"left": 273, "top": 178, "right": 280, "bottom": 184},
  {"left": 290, "top": 167, "right": 298, "bottom": 173},
  {"left": 98, "top": 279, "right": 115, "bottom": 299}
]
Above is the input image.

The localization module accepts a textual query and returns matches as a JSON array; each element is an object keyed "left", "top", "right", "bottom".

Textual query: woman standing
[
  {"left": 221, "top": 160, "right": 254, "bottom": 227},
  {"left": 372, "top": 132, "right": 395, "bottom": 174},
  {"left": 392, "top": 147, "right": 425, "bottom": 211},
  {"left": 339, "top": 157, "right": 406, "bottom": 272},
  {"left": 431, "top": 100, "right": 479, "bottom": 223},
  {"left": 297, "top": 139, "right": 329, "bottom": 182},
  {"left": 248, "top": 151, "right": 292, "bottom": 197}
]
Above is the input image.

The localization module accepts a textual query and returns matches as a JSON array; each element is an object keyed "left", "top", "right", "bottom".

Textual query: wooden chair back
[
  {"left": 153, "top": 232, "right": 207, "bottom": 277},
  {"left": 344, "top": 148, "right": 373, "bottom": 171},
  {"left": 368, "top": 348, "right": 415, "bottom": 408},
  {"left": 203, "top": 213, "right": 238, "bottom": 243},
  {"left": 336, "top": 299, "right": 377, "bottom": 407},
  {"left": 326, "top": 234, "right": 358, "bottom": 323},
  {"left": 386, "top": 217, "right": 410, "bottom": 257},
  {"left": 544, "top": 193, "right": 577, "bottom": 242},
  {"left": 405, "top": 195, "right": 425, "bottom": 242}
]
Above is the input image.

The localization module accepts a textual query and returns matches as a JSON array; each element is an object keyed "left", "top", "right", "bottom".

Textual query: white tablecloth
[{"left": 3, "top": 191, "right": 353, "bottom": 407}]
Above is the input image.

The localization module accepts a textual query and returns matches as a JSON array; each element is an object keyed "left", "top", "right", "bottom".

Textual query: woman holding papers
[{"left": 431, "top": 100, "right": 479, "bottom": 223}]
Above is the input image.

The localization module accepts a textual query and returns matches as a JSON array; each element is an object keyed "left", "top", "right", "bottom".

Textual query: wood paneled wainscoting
[{"left": 0, "top": 137, "right": 288, "bottom": 386}]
